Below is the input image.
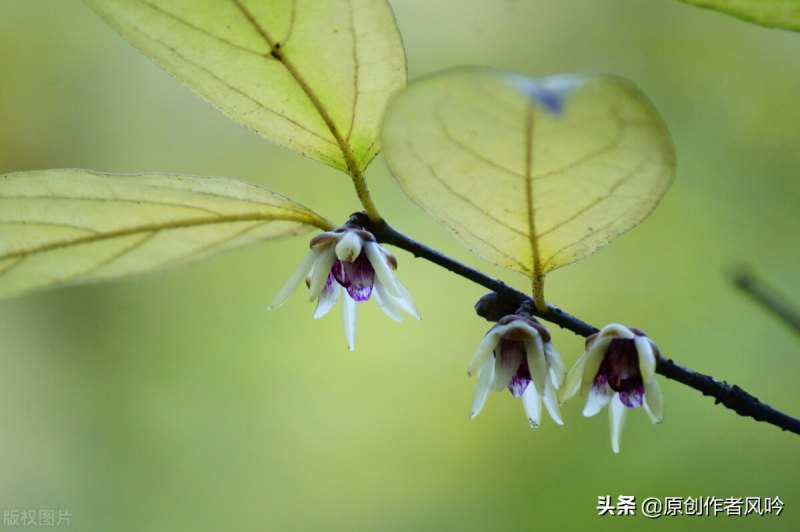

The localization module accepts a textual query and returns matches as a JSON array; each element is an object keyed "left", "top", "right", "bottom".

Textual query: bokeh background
[{"left": 1, "top": 0, "right": 799, "bottom": 530}]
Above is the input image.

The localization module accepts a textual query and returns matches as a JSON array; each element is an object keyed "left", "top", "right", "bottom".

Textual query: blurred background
[{"left": 1, "top": 0, "right": 799, "bottom": 530}]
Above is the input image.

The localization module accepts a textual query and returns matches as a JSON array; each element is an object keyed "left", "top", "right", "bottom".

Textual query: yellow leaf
[
  {"left": 381, "top": 66, "right": 675, "bottom": 311},
  {"left": 0, "top": 169, "right": 330, "bottom": 300},
  {"left": 84, "top": 0, "right": 406, "bottom": 175},
  {"left": 677, "top": 0, "right": 800, "bottom": 32}
]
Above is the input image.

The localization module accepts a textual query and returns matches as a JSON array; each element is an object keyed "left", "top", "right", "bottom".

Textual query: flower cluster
[
  {"left": 272, "top": 225, "right": 665, "bottom": 453},
  {"left": 468, "top": 314, "right": 566, "bottom": 427},
  {"left": 271, "top": 224, "right": 418, "bottom": 350},
  {"left": 561, "top": 324, "right": 664, "bottom": 453},
  {"left": 468, "top": 320, "right": 663, "bottom": 453}
]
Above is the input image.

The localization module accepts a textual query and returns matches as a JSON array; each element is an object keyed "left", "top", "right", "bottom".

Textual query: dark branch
[
  {"left": 732, "top": 266, "right": 800, "bottom": 335},
  {"left": 657, "top": 357, "right": 800, "bottom": 434},
  {"left": 359, "top": 215, "right": 597, "bottom": 335},
  {"left": 351, "top": 213, "right": 800, "bottom": 437}
]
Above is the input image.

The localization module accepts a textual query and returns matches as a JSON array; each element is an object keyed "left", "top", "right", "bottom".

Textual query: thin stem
[
  {"left": 354, "top": 214, "right": 800, "bottom": 437},
  {"left": 352, "top": 172, "right": 382, "bottom": 222},
  {"left": 732, "top": 266, "right": 800, "bottom": 335}
]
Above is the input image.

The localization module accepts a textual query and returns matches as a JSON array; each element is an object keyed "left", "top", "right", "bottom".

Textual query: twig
[
  {"left": 732, "top": 266, "right": 800, "bottom": 335},
  {"left": 657, "top": 357, "right": 800, "bottom": 434},
  {"left": 352, "top": 213, "right": 800, "bottom": 437}
]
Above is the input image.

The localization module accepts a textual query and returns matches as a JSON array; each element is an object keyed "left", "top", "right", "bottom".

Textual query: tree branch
[
  {"left": 732, "top": 266, "right": 800, "bottom": 335},
  {"left": 353, "top": 214, "right": 800, "bottom": 437}
]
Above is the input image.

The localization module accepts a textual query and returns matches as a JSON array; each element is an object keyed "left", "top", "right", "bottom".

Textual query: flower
[
  {"left": 560, "top": 323, "right": 664, "bottom": 453},
  {"left": 468, "top": 314, "right": 566, "bottom": 427},
  {"left": 270, "top": 225, "right": 419, "bottom": 350}
]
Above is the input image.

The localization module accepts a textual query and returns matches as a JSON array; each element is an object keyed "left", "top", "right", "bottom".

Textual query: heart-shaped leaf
[
  {"left": 0, "top": 169, "right": 329, "bottom": 300},
  {"left": 85, "top": 0, "right": 406, "bottom": 175},
  {"left": 677, "top": 0, "right": 800, "bottom": 32},
  {"left": 381, "top": 66, "right": 675, "bottom": 309}
]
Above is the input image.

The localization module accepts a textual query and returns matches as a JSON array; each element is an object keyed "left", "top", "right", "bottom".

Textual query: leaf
[
  {"left": 0, "top": 169, "right": 330, "bottom": 300},
  {"left": 84, "top": 0, "right": 406, "bottom": 175},
  {"left": 676, "top": 0, "right": 800, "bottom": 32},
  {"left": 381, "top": 66, "right": 675, "bottom": 309}
]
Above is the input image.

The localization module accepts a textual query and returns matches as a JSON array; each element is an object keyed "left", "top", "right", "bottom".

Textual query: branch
[
  {"left": 353, "top": 214, "right": 800, "bottom": 437},
  {"left": 732, "top": 266, "right": 800, "bottom": 335},
  {"left": 657, "top": 357, "right": 800, "bottom": 434}
]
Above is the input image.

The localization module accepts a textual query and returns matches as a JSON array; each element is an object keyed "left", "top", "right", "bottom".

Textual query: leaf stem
[
  {"left": 357, "top": 214, "right": 800, "bottom": 437},
  {"left": 352, "top": 172, "right": 382, "bottom": 222}
]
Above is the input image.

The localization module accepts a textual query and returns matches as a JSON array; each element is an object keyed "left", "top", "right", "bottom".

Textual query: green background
[{"left": 1, "top": 0, "right": 798, "bottom": 530}]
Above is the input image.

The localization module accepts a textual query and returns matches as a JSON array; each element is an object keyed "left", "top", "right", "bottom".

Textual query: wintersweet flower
[
  {"left": 468, "top": 314, "right": 566, "bottom": 427},
  {"left": 561, "top": 324, "right": 665, "bottom": 453},
  {"left": 270, "top": 224, "right": 419, "bottom": 350}
]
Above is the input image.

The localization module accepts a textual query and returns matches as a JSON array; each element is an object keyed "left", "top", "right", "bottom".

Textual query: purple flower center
[
  {"left": 332, "top": 253, "right": 375, "bottom": 302},
  {"left": 595, "top": 338, "right": 644, "bottom": 408},
  {"left": 498, "top": 338, "right": 531, "bottom": 398}
]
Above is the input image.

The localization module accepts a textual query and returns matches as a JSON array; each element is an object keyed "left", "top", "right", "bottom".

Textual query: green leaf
[
  {"left": 84, "top": 0, "right": 406, "bottom": 175},
  {"left": 676, "top": 0, "right": 800, "bottom": 32},
  {"left": 0, "top": 169, "right": 330, "bottom": 300},
  {"left": 381, "top": 66, "right": 675, "bottom": 310}
]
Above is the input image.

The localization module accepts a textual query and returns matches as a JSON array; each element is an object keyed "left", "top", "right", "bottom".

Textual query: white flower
[
  {"left": 270, "top": 226, "right": 419, "bottom": 350},
  {"left": 560, "top": 323, "right": 665, "bottom": 453},
  {"left": 468, "top": 315, "right": 566, "bottom": 427}
]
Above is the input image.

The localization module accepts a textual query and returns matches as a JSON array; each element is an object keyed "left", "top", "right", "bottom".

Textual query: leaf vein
[
  {"left": 0, "top": 195, "right": 224, "bottom": 217},
  {"left": 230, "top": 0, "right": 360, "bottom": 176},
  {"left": 76, "top": 231, "right": 158, "bottom": 279},
  {"left": 0, "top": 220, "right": 101, "bottom": 235},
  {"left": 405, "top": 139, "right": 528, "bottom": 240},
  {"left": 524, "top": 104, "right": 542, "bottom": 281},
  {"left": 404, "top": 140, "right": 530, "bottom": 273},
  {"left": 537, "top": 125, "right": 642, "bottom": 240},
  {"left": 539, "top": 157, "right": 651, "bottom": 270},
  {"left": 156, "top": 220, "right": 269, "bottom": 270},
  {"left": 0, "top": 212, "right": 316, "bottom": 263},
  {"left": 282, "top": 0, "right": 298, "bottom": 46},
  {"left": 435, "top": 102, "right": 527, "bottom": 180},
  {"left": 129, "top": 1, "right": 337, "bottom": 148},
  {"left": 346, "top": 0, "right": 359, "bottom": 143},
  {"left": 0, "top": 256, "right": 25, "bottom": 277},
  {"left": 139, "top": 0, "right": 268, "bottom": 56}
]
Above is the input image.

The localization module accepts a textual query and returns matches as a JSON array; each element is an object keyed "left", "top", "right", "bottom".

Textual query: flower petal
[
  {"left": 313, "top": 275, "right": 341, "bottom": 318},
  {"left": 387, "top": 278, "right": 420, "bottom": 320},
  {"left": 342, "top": 292, "right": 358, "bottom": 351},
  {"left": 580, "top": 336, "right": 612, "bottom": 396},
  {"left": 600, "top": 323, "right": 636, "bottom": 340},
  {"left": 308, "top": 246, "right": 337, "bottom": 301},
  {"left": 470, "top": 357, "right": 495, "bottom": 419},
  {"left": 635, "top": 336, "right": 657, "bottom": 384},
  {"left": 618, "top": 386, "right": 644, "bottom": 408},
  {"left": 373, "top": 281, "right": 402, "bottom": 322},
  {"left": 525, "top": 336, "right": 548, "bottom": 402},
  {"left": 269, "top": 249, "right": 320, "bottom": 309},
  {"left": 543, "top": 377, "right": 564, "bottom": 425},
  {"left": 582, "top": 376, "right": 614, "bottom": 417},
  {"left": 560, "top": 352, "right": 587, "bottom": 404},
  {"left": 492, "top": 319, "right": 539, "bottom": 341},
  {"left": 334, "top": 230, "right": 363, "bottom": 262},
  {"left": 609, "top": 393, "right": 628, "bottom": 454},
  {"left": 544, "top": 342, "right": 567, "bottom": 389},
  {"left": 493, "top": 343, "right": 523, "bottom": 392},
  {"left": 468, "top": 330, "right": 501, "bottom": 377},
  {"left": 364, "top": 242, "right": 403, "bottom": 297},
  {"left": 521, "top": 384, "right": 542, "bottom": 428},
  {"left": 339, "top": 254, "right": 375, "bottom": 302},
  {"left": 643, "top": 378, "right": 665, "bottom": 423},
  {"left": 508, "top": 376, "right": 529, "bottom": 398}
]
